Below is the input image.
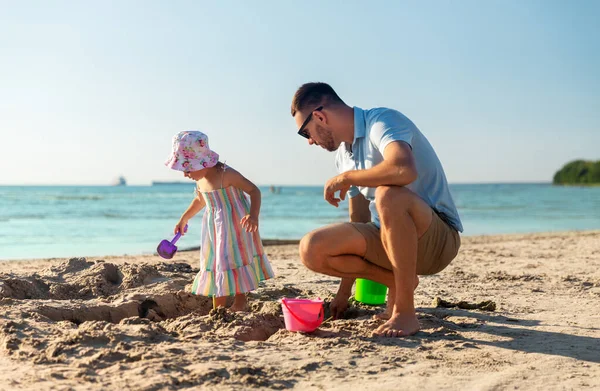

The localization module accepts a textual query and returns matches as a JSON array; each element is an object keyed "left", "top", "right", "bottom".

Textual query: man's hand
[
  {"left": 329, "top": 291, "right": 351, "bottom": 319},
  {"left": 324, "top": 173, "right": 351, "bottom": 207}
]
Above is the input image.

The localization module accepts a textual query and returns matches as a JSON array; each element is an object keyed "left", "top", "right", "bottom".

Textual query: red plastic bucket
[{"left": 280, "top": 298, "right": 324, "bottom": 332}]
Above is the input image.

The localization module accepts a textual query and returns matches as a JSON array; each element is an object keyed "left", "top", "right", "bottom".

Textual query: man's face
[{"left": 294, "top": 107, "right": 338, "bottom": 152}]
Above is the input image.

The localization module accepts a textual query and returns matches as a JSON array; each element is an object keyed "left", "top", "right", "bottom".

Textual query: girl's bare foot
[
  {"left": 229, "top": 294, "right": 248, "bottom": 312},
  {"left": 213, "top": 296, "right": 227, "bottom": 309},
  {"left": 372, "top": 276, "right": 419, "bottom": 321}
]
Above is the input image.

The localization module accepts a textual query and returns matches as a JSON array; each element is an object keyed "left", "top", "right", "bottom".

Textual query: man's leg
[
  {"left": 299, "top": 223, "right": 395, "bottom": 292},
  {"left": 373, "top": 276, "right": 419, "bottom": 321},
  {"left": 373, "top": 186, "right": 433, "bottom": 337}
]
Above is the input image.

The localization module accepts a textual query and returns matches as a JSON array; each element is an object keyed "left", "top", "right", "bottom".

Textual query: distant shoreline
[
  {"left": 0, "top": 182, "right": 557, "bottom": 187},
  {"left": 179, "top": 239, "right": 301, "bottom": 252}
]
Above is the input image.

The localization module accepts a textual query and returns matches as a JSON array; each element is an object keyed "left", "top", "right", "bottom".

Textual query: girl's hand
[
  {"left": 174, "top": 219, "right": 189, "bottom": 236},
  {"left": 240, "top": 214, "right": 258, "bottom": 232}
]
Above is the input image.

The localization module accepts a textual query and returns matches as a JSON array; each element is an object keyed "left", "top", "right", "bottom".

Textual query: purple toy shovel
[{"left": 157, "top": 224, "right": 188, "bottom": 259}]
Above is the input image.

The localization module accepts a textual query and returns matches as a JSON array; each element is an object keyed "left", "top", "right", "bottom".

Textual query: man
[{"left": 291, "top": 82, "right": 463, "bottom": 337}]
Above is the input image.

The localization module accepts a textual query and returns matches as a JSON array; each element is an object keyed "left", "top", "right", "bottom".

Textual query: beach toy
[
  {"left": 156, "top": 224, "right": 188, "bottom": 259},
  {"left": 354, "top": 278, "right": 388, "bottom": 305},
  {"left": 280, "top": 298, "right": 324, "bottom": 333}
]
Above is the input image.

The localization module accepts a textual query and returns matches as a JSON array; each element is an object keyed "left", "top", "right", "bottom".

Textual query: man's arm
[
  {"left": 330, "top": 193, "right": 371, "bottom": 318},
  {"left": 324, "top": 142, "right": 417, "bottom": 207},
  {"left": 346, "top": 141, "right": 416, "bottom": 187},
  {"left": 349, "top": 192, "right": 371, "bottom": 222},
  {"left": 336, "top": 193, "right": 370, "bottom": 295}
]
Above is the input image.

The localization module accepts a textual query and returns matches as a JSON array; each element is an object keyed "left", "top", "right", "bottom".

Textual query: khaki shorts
[{"left": 350, "top": 211, "right": 461, "bottom": 275}]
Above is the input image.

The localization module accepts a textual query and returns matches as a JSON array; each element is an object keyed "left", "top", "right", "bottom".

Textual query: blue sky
[{"left": 1, "top": 0, "right": 598, "bottom": 185}]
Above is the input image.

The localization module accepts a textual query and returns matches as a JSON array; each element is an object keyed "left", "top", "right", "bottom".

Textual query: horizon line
[{"left": 0, "top": 181, "right": 555, "bottom": 187}]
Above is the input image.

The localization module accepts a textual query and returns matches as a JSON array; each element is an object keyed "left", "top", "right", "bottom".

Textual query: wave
[
  {"left": 103, "top": 213, "right": 127, "bottom": 219},
  {"left": 49, "top": 195, "right": 104, "bottom": 201},
  {"left": 458, "top": 205, "right": 526, "bottom": 211},
  {"left": 0, "top": 214, "right": 47, "bottom": 220},
  {"left": 100, "top": 213, "right": 180, "bottom": 220}
]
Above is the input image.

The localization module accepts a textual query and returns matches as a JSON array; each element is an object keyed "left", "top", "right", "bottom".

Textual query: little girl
[{"left": 165, "top": 130, "right": 275, "bottom": 311}]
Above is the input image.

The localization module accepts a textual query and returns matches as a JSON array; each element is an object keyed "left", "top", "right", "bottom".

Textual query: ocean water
[{"left": 0, "top": 183, "right": 599, "bottom": 260}]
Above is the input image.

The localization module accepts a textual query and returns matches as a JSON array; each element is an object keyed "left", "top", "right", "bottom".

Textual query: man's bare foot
[
  {"left": 229, "top": 294, "right": 248, "bottom": 312},
  {"left": 373, "top": 276, "right": 419, "bottom": 321},
  {"left": 372, "top": 312, "right": 420, "bottom": 337},
  {"left": 373, "top": 289, "right": 395, "bottom": 321}
]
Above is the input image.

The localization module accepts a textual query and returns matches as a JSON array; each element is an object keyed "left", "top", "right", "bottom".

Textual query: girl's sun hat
[{"left": 165, "top": 131, "right": 219, "bottom": 172}]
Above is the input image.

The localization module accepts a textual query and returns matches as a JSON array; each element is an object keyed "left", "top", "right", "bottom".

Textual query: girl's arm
[
  {"left": 226, "top": 168, "right": 261, "bottom": 232},
  {"left": 175, "top": 195, "right": 206, "bottom": 235}
]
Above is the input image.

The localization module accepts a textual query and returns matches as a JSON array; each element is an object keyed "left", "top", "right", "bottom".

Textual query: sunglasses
[{"left": 297, "top": 106, "right": 323, "bottom": 139}]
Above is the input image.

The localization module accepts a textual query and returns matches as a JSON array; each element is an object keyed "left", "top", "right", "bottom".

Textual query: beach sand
[{"left": 0, "top": 231, "right": 598, "bottom": 390}]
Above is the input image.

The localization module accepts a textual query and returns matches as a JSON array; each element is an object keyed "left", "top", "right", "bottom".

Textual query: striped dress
[{"left": 191, "top": 185, "right": 275, "bottom": 297}]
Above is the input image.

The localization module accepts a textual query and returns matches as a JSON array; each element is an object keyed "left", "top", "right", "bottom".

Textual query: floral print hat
[{"left": 165, "top": 131, "right": 219, "bottom": 172}]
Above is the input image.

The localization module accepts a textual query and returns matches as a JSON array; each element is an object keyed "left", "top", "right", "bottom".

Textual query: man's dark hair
[{"left": 290, "top": 82, "right": 345, "bottom": 117}]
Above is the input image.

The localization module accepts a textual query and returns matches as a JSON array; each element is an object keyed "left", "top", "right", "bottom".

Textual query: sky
[{"left": 0, "top": 0, "right": 599, "bottom": 186}]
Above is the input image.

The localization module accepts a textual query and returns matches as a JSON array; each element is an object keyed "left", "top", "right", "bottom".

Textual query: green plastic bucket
[{"left": 354, "top": 278, "right": 388, "bottom": 305}]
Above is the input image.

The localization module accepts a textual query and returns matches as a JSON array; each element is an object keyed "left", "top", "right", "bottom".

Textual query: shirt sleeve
[
  {"left": 369, "top": 109, "right": 414, "bottom": 154},
  {"left": 347, "top": 185, "right": 360, "bottom": 198}
]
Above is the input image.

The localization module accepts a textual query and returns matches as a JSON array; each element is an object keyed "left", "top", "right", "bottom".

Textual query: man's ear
[{"left": 314, "top": 110, "right": 327, "bottom": 125}]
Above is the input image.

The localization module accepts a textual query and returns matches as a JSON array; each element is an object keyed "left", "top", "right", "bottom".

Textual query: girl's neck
[{"left": 196, "top": 162, "right": 226, "bottom": 191}]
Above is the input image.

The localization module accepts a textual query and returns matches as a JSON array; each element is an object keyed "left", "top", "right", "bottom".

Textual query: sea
[{"left": 1, "top": 183, "right": 599, "bottom": 260}]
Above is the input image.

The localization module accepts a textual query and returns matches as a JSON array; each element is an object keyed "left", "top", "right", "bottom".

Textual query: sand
[{"left": 0, "top": 231, "right": 599, "bottom": 390}]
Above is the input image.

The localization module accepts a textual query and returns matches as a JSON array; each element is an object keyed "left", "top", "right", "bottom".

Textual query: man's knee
[
  {"left": 375, "top": 186, "right": 414, "bottom": 213},
  {"left": 299, "top": 230, "right": 327, "bottom": 272},
  {"left": 375, "top": 185, "right": 432, "bottom": 235}
]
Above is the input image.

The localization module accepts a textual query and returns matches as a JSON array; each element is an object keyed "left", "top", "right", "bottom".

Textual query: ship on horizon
[{"left": 111, "top": 176, "right": 127, "bottom": 186}]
